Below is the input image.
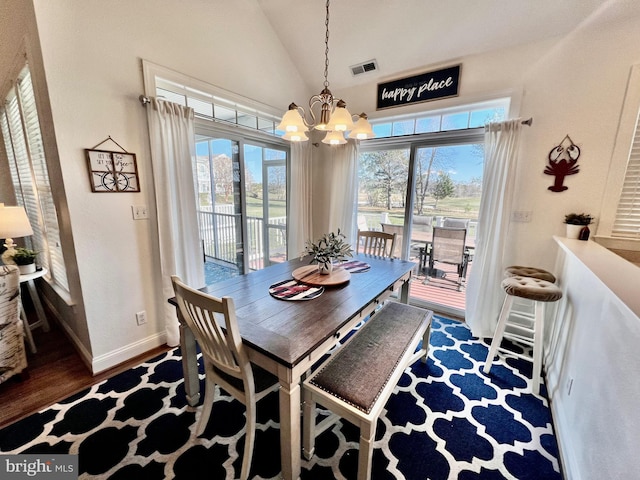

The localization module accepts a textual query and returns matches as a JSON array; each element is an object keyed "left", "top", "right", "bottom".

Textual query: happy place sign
[{"left": 376, "top": 64, "right": 460, "bottom": 110}]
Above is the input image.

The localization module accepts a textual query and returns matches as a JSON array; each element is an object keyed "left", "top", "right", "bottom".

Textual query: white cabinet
[{"left": 549, "top": 237, "right": 640, "bottom": 480}]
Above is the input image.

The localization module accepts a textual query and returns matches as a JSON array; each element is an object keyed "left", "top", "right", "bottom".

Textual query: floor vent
[{"left": 350, "top": 59, "right": 378, "bottom": 76}]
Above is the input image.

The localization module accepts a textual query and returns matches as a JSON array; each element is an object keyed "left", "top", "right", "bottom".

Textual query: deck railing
[{"left": 198, "top": 209, "right": 286, "bottom": 271}]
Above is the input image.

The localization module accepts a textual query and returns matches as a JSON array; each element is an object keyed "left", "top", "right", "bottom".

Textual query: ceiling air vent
[{"left": 350, "top": 59, "right": 378, "bottom": 76}]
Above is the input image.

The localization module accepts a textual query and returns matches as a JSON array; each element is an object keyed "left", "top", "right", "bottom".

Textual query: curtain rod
[{"left": 139, "top": 93, "right": 534, "bottom": 128}]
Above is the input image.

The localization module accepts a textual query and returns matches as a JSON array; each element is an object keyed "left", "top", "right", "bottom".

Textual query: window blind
[
  {"left": 613, "top": 110, "right": 640, "bottom": 239},
  {"left": 1, "top": 67, "right": 69, "bottom": 292}
]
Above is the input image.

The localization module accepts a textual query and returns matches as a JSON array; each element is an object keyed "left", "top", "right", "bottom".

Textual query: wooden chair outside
[
  {"left": 171, "top": 276, "right": 279, "bottom": 480},
  {"left": 357, "top": 230, "right": 397, "bottom": 258}
]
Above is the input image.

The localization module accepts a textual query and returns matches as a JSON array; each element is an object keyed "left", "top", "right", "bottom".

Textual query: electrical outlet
[
  {"left": 136, "top": 310, "right": 147, "bottom": 325},
  {"left": 512, "top": 211, "right": 533, "bottom": 223},
  {"left": 132, "top": 205, "right": 148, "bottom": 220}
]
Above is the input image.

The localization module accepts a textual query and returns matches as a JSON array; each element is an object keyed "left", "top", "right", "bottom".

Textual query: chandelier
[{"left": 277, "top": 0, "right": 375, "bottom": 145}]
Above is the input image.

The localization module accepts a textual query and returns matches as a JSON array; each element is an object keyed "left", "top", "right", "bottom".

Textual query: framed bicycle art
[{"left": 85, "top": 139, "right": 140, "bottom": 193}]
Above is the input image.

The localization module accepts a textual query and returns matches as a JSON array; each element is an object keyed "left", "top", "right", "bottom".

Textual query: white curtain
[
  {"left": 465, "top": 119, "right": 523, "bottom": 338},
  {"left": 288, "top": 142, "right": 313, "bottom": 258},
  {"left": 327, "top": 141, "right": 359, "bottom": 244},
  {"left": 147, "top": 99, "right": 204, "bottom": 346}
]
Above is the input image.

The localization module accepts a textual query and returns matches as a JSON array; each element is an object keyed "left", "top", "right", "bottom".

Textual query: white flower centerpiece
[{"left": 302, "top": 229, "right": 353, "bottom": 275}]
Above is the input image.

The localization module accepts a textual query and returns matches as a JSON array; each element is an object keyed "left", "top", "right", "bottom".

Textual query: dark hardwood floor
[{"left": 0, "top": 300, "right": 170, "bottom": 429}]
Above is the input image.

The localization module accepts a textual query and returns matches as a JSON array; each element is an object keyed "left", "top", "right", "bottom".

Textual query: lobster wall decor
[{"left": 544, "top": 135, "right": 580, "bottom": 192}]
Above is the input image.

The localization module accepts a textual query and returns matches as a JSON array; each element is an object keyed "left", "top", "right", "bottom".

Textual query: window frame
[
  {"left": 600, "top": 64, "right": 640, "bottom": 241},
  {"left": 0, "top": 65, "right": 70, "bottom": 295}
]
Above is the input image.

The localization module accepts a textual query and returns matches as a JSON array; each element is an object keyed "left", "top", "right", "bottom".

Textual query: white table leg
[
  {"left": 179, "top": 321, "right": 201, "bottom": 407},
  {"left": 25, "top": 279, "right": 50, "bottom": 332},
  {"left": 279, "top": 374, "right": 301, "bottom": 480},
  {"left": 19, "top": 301, "right": 37, "bottom": 354}
]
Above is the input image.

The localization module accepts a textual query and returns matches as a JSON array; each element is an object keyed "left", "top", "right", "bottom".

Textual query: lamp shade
[
  {"left": 348, "top": 114, "right": 376, "bottom": 140},
  {"left": 276, "top": 105, "right": 309, "bottom": 133},
  {"left": 325, "top": 103, "right": 354, "bottom": 132},
  {"left": 321, "top": 130, "right": 347, "bottom": 145},
  {"left": 0, "top": 203, "right": 33, "bottom": 239}
]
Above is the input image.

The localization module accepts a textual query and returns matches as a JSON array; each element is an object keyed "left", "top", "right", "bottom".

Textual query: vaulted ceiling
[{"left": 257, "top": 0, "right": 640, "bottom": 93}]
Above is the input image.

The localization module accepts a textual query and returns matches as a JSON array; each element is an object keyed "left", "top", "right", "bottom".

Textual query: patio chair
[
  {"left": 424, "top": 226, "right": 469, "bottom": 291},
  {"left": 443, "top": 217, "right": 470, "bottom": 229}
]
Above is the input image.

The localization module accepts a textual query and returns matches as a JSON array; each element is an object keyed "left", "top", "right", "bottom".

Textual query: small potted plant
[
  {"left": 564, "top": 213, "right": 592, "bottom": 240},
  {"left": 302, "top": 229, "right": 353, "bottom": 275},
  {"left": 11, "top": 247, "right": 39, "bottom": 274}
]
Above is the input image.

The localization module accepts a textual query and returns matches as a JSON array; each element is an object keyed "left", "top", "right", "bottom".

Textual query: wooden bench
[{"left": 302, "top": 301, "right": 432, "bottom": 480}]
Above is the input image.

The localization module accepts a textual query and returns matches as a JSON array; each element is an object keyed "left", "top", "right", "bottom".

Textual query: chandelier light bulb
[{"left": 283, "top": 131, "right": 309, "bottom": 142}]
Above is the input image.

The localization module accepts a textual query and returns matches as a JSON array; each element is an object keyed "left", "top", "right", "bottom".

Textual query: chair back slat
[
  {"left": 357, "top": 230, "right": 397, "bottom": 258},
  {"left": 171, "top": 276, "right": 248, "bottom": 382}
]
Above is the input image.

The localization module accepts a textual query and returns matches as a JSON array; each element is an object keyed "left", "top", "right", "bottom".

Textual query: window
[
  {"left": 612, "top": 109, "right": 640, "bottom": 239},
  {"left": 370, "top": 99, "right": 508, "bottom": 138},
  {"left": 357, "top": 101, "right": 506, "bottom": 316},
  {"left": 0, "top": 66, "right": 69, "bottom": 293},
  {"left": 142, "top": 61, "right": 289, "bottom": 282},
  {"left": 602, "top": 64, "right": 640, "bottom": 240},
  {"left": 155, "top": 78, "right": 282, "bottom": 136}
]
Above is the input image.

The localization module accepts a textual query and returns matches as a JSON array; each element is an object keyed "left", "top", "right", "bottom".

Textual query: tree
[
  {"left": 414, "top": 147, "right": 455, "bottom": 215},
  {"left": 211, "top": 154, "right": 234, "bottom": 202},
  {"left": 358, "top": 150, "right": 408, "bottom": 209},
  {"left": 432, "top": 172, "right": 455, "bottom": 207}
]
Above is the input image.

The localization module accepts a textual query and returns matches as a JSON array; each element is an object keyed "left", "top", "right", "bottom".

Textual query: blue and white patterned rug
[{"left": 0, "top": 317, "right": 562, "bottom": 479}]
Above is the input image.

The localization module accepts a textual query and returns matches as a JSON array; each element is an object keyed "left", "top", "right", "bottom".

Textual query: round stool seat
[
  {"left": 504, "top": 265, "right": 556, "bottom": 283},
  {"left": 501, "top": 276, "right": 562, "bottom": 303}
]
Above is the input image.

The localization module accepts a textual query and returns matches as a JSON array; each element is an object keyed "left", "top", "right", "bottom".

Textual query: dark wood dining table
[{"left": 170, "top": 253, "right": 415, "bottom": 480}]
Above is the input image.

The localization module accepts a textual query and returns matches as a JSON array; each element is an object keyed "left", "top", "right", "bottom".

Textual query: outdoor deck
[{"left": 410, "top": 260, "right": 469, "bottom": 314}]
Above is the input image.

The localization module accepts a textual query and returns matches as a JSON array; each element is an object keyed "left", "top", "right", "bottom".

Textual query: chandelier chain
[{"left": 323, "top": 0, "right": 330, "bottom": 89}]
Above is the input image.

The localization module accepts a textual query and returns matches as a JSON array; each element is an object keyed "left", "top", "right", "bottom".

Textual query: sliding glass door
[
  {"left": 244, "top": 144, "right": 287, "bottom": 269},
  {"left": 195, "top": 132, "right": 288, "bottom": 281},
  {"left": 357, "top": 131, "right": 484, "bottom": 316}
]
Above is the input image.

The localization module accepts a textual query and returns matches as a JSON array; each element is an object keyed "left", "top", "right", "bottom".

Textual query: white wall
[{"left": 0, "top": 0, "right": 309, "bottom": 371}]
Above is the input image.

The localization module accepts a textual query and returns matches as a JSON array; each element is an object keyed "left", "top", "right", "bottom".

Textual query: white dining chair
[
  {"left": 171, "top": 276, "right": 279, "bottom": 480},
  {"left": 357, "top": 230, "right": 397, "bottom": 258}
]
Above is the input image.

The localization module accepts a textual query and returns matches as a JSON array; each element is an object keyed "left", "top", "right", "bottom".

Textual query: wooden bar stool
[
  {"left": 483, "top": 275, "right": 562, "bottom": 395},
  {"left": 502, "top": 265, "right": 556, "bottom": 331}
]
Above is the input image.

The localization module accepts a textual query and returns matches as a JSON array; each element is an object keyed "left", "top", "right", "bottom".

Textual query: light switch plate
[
  {"left": 132, "top": 205, "right": 148, "bottom": 220},
  {"left": 512, "top": 211, "right": 532, "bottom": 222}
]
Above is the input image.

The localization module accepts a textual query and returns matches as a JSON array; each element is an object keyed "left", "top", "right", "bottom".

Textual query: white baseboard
[
  {"left": 91, "top": 332, "right": 168, "bottom": 374},
  {"left": 549, "top": 398, "right": 576, "bottom": 480},
  {"left": 36, "top": 279, "right": 169, "bottom": 375},
  {"left": 53, "top": 315, "right": 167, "bottom": 374}
]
